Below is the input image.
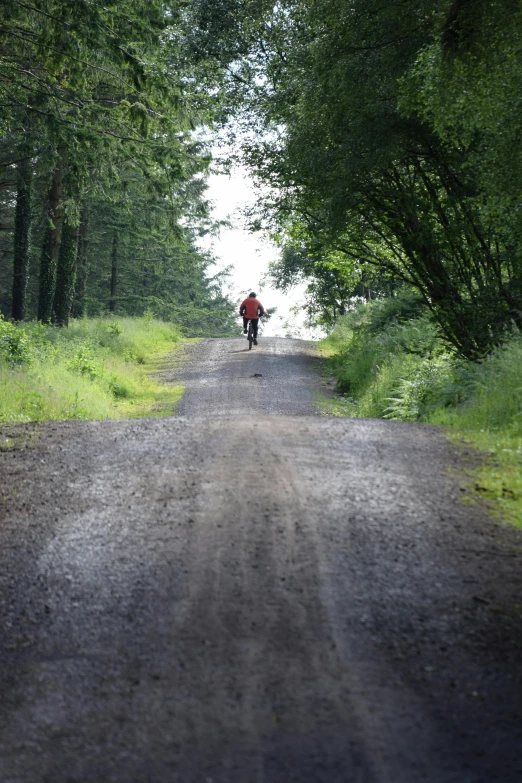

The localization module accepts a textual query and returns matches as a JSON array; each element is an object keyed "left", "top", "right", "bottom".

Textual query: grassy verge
[
  {"left": 0, "top": 315, "right": 189, "bottom": 424},
  {"left": 318, "top": 297, "right": 522, "bottom": 529}
]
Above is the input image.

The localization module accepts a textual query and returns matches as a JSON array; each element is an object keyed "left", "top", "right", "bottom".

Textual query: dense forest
[
  {"left": 0, "top": 0, "right": 235, "bottom": 333},
  {"left": 179, "top": 0, "right": 522, "bottom": 359},
  {"left": 1, "top": 1, "right": 521, "bottom": 352}
]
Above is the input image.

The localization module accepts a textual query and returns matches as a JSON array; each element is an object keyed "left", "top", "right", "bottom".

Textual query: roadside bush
[
  {"left": 68, "top": 345, "right": 101, "bottom": 380},
  {"left": 0, "top": 315, "right": 185, "bottom": 423},
  {"left": 323, "top": 296, "right": 443, "bottom": 413},
  {"left": 321, "top": 299, "right": 522, "bottom": 526},
  {"left": 384, "top": 353, "right": 456, "bottom": 421},
  {"left": 0, "top": 316, "right": 32, "bottom": 366},
  {"left": 430, "top": 332, "right": 522, "bottom": 436},
  {"left": 322, "top": 299, "right": 522, "bottom": 431}
]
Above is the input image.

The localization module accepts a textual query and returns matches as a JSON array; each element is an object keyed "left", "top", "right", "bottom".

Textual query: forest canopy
[
  {"left": 1, "top": 1, "right": 521, "bottom": 356},
  {"left": 181, "top": 0, "right": 522, "bottom": 358}
]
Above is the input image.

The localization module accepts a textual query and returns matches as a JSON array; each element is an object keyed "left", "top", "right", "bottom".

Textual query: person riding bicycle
[{"left": 240, "top": 292, "right": 265, "bottom": 345}]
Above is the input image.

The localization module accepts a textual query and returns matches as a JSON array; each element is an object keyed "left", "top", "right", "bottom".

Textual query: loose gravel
[{"left": 0, "top": 338, "right": 521, "bottom": 782}]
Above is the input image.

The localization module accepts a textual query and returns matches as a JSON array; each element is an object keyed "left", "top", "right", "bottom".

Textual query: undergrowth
[
  {"left": 319, "top": 295, "right": 522, "bottom": 528},
  {"left": 0, "top": 314, "right": 186, "bottom": 424}
]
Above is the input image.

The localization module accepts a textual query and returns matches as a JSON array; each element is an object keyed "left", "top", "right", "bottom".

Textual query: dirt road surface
[
  {"left": 1, "top": 337, "right": 521, "bottom": 782},
  {"left": 171, "top": 336, "right": 322, "bottom": 416}
]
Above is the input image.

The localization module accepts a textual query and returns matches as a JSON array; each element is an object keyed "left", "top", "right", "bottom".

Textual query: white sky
[{"left": 200, "top": 165, "right": 319, "bottom": 338}]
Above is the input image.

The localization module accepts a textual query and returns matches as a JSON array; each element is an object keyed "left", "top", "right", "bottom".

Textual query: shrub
[
  {"left": 0, "top": 316, "right": 32, "bottom": 366},
  {"left": 0, "top": 315, "right": 185, "bottom": 423},
  {"left": 384, "top": 354, "right": 456, "bottom": 421},
  {"left": 321, "top": 301, "right": 522, "bottom": 526},
  {"left": 322, "top": 296, "right": 441, "bottom": 409},
  {"left": 68, "top": 345, "right": 101, "bottom": 380}
]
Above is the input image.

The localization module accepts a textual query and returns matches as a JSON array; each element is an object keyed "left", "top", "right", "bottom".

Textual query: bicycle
[{"left": 247, "top": 319, "right": 256, "bottom": 350}]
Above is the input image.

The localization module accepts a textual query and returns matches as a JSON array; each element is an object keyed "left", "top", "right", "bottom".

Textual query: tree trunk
[
  {"left": 12, "top": 157, "right": 32, "bottom": 321},
  {"left": 38, "top": 158, "right": 64, "bottom": 323},
  {"left": 53, "top": 218, "right": 80, "bottom": 326},
  {"left": 109, "top": 231, "right": 118, "bottom": 313},
  {"left": 72, "top": 205, "right": 89, "bottom": 318}
]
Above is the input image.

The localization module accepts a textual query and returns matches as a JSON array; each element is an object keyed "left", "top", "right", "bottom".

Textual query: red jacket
[{"left": 240, "top": 297, "right": 265, "bottom": 319}]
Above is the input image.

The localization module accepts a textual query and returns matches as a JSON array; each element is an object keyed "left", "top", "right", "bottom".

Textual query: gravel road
[
  {"left": 1, "top": 337, "right": 521, "bottom": 782},
  {"left": 171, "top": 336, "right": 322, "bottom": 416}
]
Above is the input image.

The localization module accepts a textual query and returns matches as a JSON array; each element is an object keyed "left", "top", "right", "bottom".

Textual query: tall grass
[
  {"left": 0, "top": 315, "right": 186, "bottom": 424},
  {"left": 320, "top": 298, "right": 522, "bottom": 527}
]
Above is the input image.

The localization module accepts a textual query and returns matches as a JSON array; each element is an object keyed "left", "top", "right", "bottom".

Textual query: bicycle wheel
[{"left": 248, "top": 321, "right": 254, "bottom": 349}]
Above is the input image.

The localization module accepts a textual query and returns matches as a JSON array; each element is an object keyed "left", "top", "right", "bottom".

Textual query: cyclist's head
[{"left": 249, "top": 291, "right": 257, "bottom": 298}]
